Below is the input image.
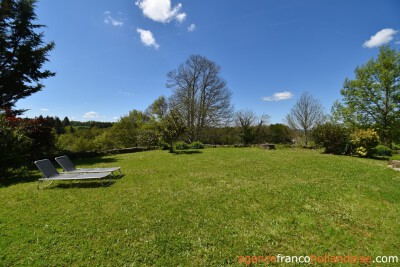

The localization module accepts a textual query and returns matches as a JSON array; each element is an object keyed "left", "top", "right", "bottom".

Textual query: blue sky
[{"left": 16, "top": 0, "right": 400, "bottom": 123}]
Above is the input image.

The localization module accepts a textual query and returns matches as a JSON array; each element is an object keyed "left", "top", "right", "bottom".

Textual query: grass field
[{"left": 1, "top": 148, "right": 399, "bottom": 266}]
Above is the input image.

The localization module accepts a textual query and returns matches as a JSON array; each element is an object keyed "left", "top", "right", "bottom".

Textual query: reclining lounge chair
[
  {"left": 35, "top": 159, "right": 113, "bottom": 189},
  {"left": 55, "top": 155, "right": 122, "bottom": 175}
]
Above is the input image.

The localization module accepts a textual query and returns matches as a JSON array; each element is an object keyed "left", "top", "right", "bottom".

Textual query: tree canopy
[
  {"left": 333, "top": 45, "right": 400, "bottom": 144},
  {"left": 167, "top": 55, "right": 233, "bottom": 142},
  {"left": 286, "top": 92, "right": 325, "bottom": 146},
  {"left": 0, "top": 0, "right": 55, "bottom": 113}
]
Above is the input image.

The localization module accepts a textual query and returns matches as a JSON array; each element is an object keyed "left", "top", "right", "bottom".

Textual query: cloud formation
[
  {"left": 83, "top": 111, "right": 100, "bottom": 119},
  {"left": 187, "top": 23, "right": 196, "bottom": 32},
  {"left": 363, "top": 28, "right": 398, "bottom": 48},
  {"left": 137, "top": 28, "right": 160, "bottom": 49},
  {"left": 135, "top": 0, "right": 186, "bottom": 23},
  {"left": 104, "top": 11, "right": 124, "bottom": 26},
  {"left": 262, "top": 91, "right": 293, "bottom": 101},
  {"left": 40, "top": 108, "right": 49, "bottom": 112}
]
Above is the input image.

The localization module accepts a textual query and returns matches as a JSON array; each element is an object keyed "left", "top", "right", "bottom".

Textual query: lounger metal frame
[
  {"left": 35, "top": 159, "right": 113, "bottom": 189},
  {"left": 55, "top": 155, "right": 122, "bottom": 175}
]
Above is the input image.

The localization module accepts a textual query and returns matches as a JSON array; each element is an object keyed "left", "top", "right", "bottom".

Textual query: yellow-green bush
[{"left": 350, "top": 128, "right": 380, "bottom": 157}]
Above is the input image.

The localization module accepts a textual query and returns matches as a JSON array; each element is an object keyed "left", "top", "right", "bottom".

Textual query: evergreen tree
[
  {"left": 0, "top": 0, "right": 55, "bottom": 113},
  {"left": 62, "top": 116, "right": 70, "bottom": 127},
  {"left": 53, "top": 116, "right": 64, "bottom": 134}
]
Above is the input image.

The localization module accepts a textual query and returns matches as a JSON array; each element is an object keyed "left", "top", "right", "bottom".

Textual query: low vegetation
[{"left": 1, "top": 148, "right": 399, "bottom": 265}]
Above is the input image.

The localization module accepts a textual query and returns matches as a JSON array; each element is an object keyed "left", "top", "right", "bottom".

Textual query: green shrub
[
  {"left": 137, "top": 128, "right": 158, "bottom": 147},
  {"left": 190, "top": 141, "right": 204, "bottom": 149},
  {"left": 175, "top": 141, "right": 189, "bottom": 150},
  {"left": 392, "top": 143, "right": 400, "bottom": 151},
  {"left": 158, "top": 141, "right": 170, "bottom": 150},
  {"left": 374, "top": 145, "right": 392, "bottom": 157},
  {"left": 350, "top": 128, "right": 380, "bottom": 157},
  {"left": 312, "top": 123, "right": 349, "bottom": 154},
  {"left": 0, "top": 114, "right": 32, "bottom": 176}
]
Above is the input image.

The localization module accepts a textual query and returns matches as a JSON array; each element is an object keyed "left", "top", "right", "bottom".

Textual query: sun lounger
[
  {"left": 35, "top": 159, "right": 112, "bottom": 189},
  {"left": 55, "top": 155, "right": 122, "bottom": 175}
]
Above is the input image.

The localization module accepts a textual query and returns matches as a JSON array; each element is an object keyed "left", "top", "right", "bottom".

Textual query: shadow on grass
[
  {"left": 52, "top": 181, "right": 115, "bottom": 189},
  {"left": 0, "top": 170, "right": 41, "bottom": 188},
  {"left": 317, "top": 151, "right": 391, "bottom": 161},
  {"left": 170, "top": 150, "right": 203, "bottom": 155},
  {"left": 38, "top": 174, "right": 123, "bottom": 190},
  {"left": 370, "top": 156, "right": 390, "bottom": 161}
]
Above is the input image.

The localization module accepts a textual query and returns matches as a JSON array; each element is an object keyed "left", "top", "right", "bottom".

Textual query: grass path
[{"left": 1, "top": 148, "right": 399, "bottom": 266}]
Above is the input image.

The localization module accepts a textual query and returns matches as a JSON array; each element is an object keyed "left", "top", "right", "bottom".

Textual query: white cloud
[
  {"left": 83, "top": 111, "right": 100, "bottom": 119},
  {"left": 40, "top": 108, "right": 49, "bottom": 112},
  {"left": 363, "top": 28, "right": 398, "bottom": 48},
  {"left": 137, "top": 28, "right": 160, "bottom": 49},
  {"left": 262, "top": 91, "right": 293, "bottom": 101},
  {"left": 187, "top": 23, "right": 196, "bottom": 32},
  {"left": 135, "top": 0, "right": 186, "bottom": 23},
  {"left": 175, "top": 13, "right": 186, "bottom": 23},
  {"left": 104, "top": 11, "right": 124, "bottom": 27}
]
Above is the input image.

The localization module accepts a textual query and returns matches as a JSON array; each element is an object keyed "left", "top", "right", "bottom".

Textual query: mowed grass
[{"left": 1, "top": 148, "right": 399, "bottom": 266}]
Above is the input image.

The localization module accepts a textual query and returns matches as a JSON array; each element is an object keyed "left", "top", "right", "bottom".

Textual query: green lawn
[{"left": 1, "top": 148, "right": 399, "bottom": 266}]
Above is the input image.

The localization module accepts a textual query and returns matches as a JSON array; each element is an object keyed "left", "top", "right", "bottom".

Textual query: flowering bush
[
  {"left": 355, "top": 146, "right": 368, "bottom": 157},
  {"left": 350, "top": 129, "right": 380, "bottom": 157}
]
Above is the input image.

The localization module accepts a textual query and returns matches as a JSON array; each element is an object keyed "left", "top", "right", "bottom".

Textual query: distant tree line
[{"left": 35, "top": 115, "right": 114, "bottom": 134}]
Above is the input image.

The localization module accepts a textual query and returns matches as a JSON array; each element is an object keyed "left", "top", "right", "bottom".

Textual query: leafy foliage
[
  {"left": 265, "top": 123, "right": 293, "bottom": 144},
  {"left": 0, "top": 112, "right": 56, "bottom": 176},
  {"left": 107, "top": 110, "right": 152, "bottom": 148},
  {"left": 146, "top": 96, "right": 168, "bottom": 120},
  {"left": 374, "top": 144, "right": 392, "bottom": 157},
  {"left": 350, "top": 128, "right": 380, "bottom": 157},
  {"left": 158, "top": 111, "right": 186, "bottom": 152},
  {"left": 0, "top": 113, "right": 31, "bottom": 176},
  {"left": 312, "top": 123, "right": 349, "bottom": 154},
  {"left": 175, "top": 141, "right": 189, "bottom": 150},
  {"left": 190, "top": 141, "right": 204, "bottom": 149},
  {"left": 56, "top": 127, "right": 105, "bottom": 153},
  {"left": 335, "top": 45, "right": 400, "bottom": 144},
  {"left": 0, "top": 0, "right": 55, "bottom": 113},
  {"left": 202, "top": 126, "right": 240, "bottom": 145}
]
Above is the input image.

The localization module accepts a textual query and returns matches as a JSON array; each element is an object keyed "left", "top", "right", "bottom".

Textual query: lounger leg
[
  {"left": 100, "top": 175, "right": 113, "bottom": 186},
  {"left": 37, "top": 180, "right": 53, "bottom": 189}
]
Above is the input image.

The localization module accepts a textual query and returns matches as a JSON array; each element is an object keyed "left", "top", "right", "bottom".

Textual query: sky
[{"left": 16, "top": 0, "right": 400, "bottom": 124}]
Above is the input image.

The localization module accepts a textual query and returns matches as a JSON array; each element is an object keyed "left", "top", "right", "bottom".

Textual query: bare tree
[
  {"left": 286, "top": 92, "right": 325, "bottom": 146},
  {"left": 235, "top": 109, "right": 257, "bottom": 145},
  {"left": 235, "top": 110, "right": 270, "bottom": 144},
  {"left": 167, "top": 55, "right": 233, "bottom": 142}
]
